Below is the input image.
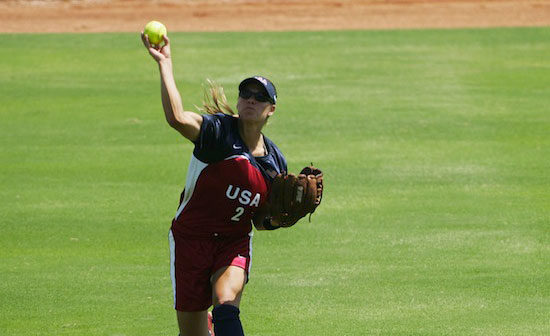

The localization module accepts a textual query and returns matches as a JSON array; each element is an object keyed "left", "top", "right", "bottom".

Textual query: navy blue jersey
[{"left": 172, "top": 113, "right": 287, "bottom": 238}]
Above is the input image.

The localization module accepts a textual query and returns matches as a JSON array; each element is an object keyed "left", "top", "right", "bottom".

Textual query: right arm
[{"left": 141, "top": 33, "right": 202, "bottom": 142}]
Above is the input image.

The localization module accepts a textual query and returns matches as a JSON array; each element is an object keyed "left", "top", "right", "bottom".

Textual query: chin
[{"left": 238, "top": 110, "right": 257, "bottom": 120}]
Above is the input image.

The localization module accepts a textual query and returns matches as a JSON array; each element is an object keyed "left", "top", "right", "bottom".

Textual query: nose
[{"left": 245, "top": 96, "right": 257, "bottom": 103}]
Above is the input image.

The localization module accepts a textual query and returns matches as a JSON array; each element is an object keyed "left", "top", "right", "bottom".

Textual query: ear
[{"left": 267, "top": 104, "right": 276, "bottom": 117}]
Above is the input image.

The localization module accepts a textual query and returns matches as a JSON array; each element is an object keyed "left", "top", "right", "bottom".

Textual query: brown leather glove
[{"left": 269, "top": 165, "right": 323, "bottom": 228}]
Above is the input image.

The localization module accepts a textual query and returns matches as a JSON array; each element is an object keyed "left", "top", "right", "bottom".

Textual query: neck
[{"left": 238, "top": 119, "right": 265, "bottom": 155}]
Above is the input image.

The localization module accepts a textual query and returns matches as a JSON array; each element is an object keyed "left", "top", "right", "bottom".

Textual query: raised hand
[{"left": 141, "top": 33, "right": 171, "bottom": 63}]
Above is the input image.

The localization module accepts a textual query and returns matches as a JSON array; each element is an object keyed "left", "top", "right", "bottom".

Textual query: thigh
[
  {"left": 210, "top": 235, "right": 252, "bottom": 306},
  {"left": 212, "top": 234, "right": 253, "bottom": 281},
  {"left": 211, "top": 265, "right": 247, "bottom": 307},
  {"left": 177, "top": 310, "right": 210, "bottom": 336},
  {"left": 170, "top": 230, "right": 214, "bottom": 311}
]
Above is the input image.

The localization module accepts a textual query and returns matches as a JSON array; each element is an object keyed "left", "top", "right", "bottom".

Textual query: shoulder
[
  {"left": 193, "top": 113, "right": 238, "bottom": 162},
  {"left": 198, "top": 113, "right": 238, "bottom": 139},
  {"left": 263, "top": 134, "right": 287, "bottom": 172},
  {"left": 263, "top": 135, "right": 281, "bottom": 153},
  {"left": 201, "top": 112, "right": 237, "bottom": 127}
]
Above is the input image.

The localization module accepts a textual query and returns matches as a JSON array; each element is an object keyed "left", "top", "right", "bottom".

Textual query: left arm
[{"left": 252, "top": 206, "right": 280, "bottom": 231}]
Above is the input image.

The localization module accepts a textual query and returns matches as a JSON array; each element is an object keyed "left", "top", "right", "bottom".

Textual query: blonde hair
[{"left": 198, "top": 79, "right": 236, "bottom": 115}]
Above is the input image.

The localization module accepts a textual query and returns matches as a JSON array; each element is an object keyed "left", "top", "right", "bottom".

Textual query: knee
[
  {"left": 214, "top": 288, "right": 240, "bottom": 306},
  {"left": 212, "top": 266, "right": 246, "bottom": 306}
]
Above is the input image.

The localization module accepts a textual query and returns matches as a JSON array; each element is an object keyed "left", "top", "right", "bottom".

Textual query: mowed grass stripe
[{"left": 1, "top": 28, "right": 549, "bottom": 335}]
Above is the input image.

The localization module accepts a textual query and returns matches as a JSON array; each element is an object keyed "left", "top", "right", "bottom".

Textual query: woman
[{"left": 141, "top": 33, "right": 286, "bottom": 336}]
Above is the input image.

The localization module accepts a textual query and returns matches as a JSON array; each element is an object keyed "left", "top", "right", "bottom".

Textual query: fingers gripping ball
[{"left": 144, "top": 21, "right": 167, "bottom": 45}]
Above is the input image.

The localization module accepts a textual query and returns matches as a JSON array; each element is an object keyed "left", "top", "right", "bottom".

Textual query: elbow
[
  {"left": 167, "top": 117, "right": 189, "bottom": 138},
  {"left": 166, "top": 112, "right": 187, "bottom": 130},
  {"left": 166, "top": 116, "right": 182, "bottom": 129},
  {"left": 166, "top": 112, "right": 201, "bottom": 142}
]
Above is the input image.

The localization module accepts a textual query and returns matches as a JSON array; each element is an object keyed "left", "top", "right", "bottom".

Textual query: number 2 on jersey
[{"left": 231, "top": 206, "right": 245, "bottom": 222}]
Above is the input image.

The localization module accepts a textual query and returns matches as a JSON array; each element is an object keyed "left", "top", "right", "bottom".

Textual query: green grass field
[{"left": 1, "top": 27, "right": 549, "bottom": 335}]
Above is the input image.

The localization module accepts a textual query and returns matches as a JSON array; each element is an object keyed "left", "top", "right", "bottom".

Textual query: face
[{"left": 236, "top": 82, "right": 275, "bottom": 123}]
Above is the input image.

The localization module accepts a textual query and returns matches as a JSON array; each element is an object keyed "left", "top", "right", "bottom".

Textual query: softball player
[{"left": 142, "top": 33, "right": 286, "bottom": 336}]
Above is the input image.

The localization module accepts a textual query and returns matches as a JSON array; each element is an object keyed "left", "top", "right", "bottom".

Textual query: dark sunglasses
[{"left": 239, "top": 88, "right": 272, "bottom": 103}]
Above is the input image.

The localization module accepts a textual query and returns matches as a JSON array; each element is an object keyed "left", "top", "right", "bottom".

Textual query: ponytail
[{"left": 198, "top": 79, "right": 236, "bottom": 116}]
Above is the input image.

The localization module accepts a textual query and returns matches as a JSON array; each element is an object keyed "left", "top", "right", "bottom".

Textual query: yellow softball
[{"left": 144, "top": 21, "right": 167, "bottom": 45}]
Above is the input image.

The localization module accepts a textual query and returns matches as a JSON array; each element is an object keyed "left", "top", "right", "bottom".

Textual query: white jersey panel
[
  {"left": 168, "top": 229, "right": 176, "bottom": 308},
  {"left": 174, "top": 154, "right": 208, "bottom": 220}
]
